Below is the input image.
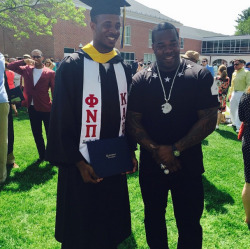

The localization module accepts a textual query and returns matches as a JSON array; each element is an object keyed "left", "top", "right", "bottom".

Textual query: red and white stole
[{"left": 79, "top": 57, "right": 128, "bottom": 163}]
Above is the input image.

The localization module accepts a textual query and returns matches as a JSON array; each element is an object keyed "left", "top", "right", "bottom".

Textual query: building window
[
  {"left": 120, "top": 52, "right": 135, "bottom": 65},
  {"left": 149, "top": 30, "right": 152, "bottom": 48},
  {"left": 240, "top": 39, "right": 249, "bottom": 52},
  {"left": 64, "top": 47, "right": 75, "bottom": 57},
  {"left": 144, "top": 53, "right": 156, "bottom": 64},
  {"left": 202, "top": 38, "right": 250, "bottom": 54},
  {"left": 180, "top": 37, "right": 184, "bottom": 49},
  {"left": 120, "top": 26, "right": 131, "bottom": 46},
  {"left": 124, "top": 26, "right": 131, "bottom": 45}
]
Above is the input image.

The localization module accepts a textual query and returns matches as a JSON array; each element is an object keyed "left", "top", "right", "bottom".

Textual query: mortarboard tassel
[{"left": 120, "top": 6, "right": 126, "bottom": 49}]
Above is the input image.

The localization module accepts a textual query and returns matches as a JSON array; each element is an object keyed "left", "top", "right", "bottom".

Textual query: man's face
[
  {"left": 91, "top": 14, "right": 121, "bottom": 53},
  {"left": 234, "top": 60, "right": 244, "bottom": 70},
  {"left": 31, "top": 51, "right": 43, "bottom": 68},
  {"left": 202, "top": 59, "right": 208, "bottom": 66},
  {"left": 152, "top": 29, "right": 180, "bottom": 72}
]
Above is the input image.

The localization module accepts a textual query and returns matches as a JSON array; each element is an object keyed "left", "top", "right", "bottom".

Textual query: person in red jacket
[
  {"left": 5, "top": 62, "right": 15, "bottom": 89},
  {"left": 7, "top": 49, "right": 55, "bottom": 162}
]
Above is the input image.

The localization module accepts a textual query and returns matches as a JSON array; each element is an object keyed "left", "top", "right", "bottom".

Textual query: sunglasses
[
  {"left": 32, "top": 55, "right": 42, "bottom": 59},
  {"left": 202, "top": 60, "right": 207, "bottom": 63},
  {"left": 234, "top": 63, "right": 240, "bottom": 66}
]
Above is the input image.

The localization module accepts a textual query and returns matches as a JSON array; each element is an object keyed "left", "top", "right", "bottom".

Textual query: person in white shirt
[{"left": 0, "top": 52, "right": 10, "bottom": 184}]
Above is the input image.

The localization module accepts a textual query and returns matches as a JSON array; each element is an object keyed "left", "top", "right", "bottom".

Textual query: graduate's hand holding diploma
[
  {"left": 125, "top": 152, "right": 138, "bottom": 174},
  {"left": 76, "top": 160, "right": 103, "bottom": 184}
]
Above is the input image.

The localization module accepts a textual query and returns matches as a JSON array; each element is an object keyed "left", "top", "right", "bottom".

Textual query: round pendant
[
  {"left": 161, "top": 102, "right": 172, "bottom": 114},
  {"left": 164, "top": 169, "right": 170, "bottom": 175}
]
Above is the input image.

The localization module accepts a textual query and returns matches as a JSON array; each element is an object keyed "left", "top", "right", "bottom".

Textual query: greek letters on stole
[{"left": 79, "top": 57, "right": 128, "bottom": 163}]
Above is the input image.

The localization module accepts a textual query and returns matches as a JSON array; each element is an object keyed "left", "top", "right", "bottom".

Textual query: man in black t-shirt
[{"left": 127, "top": 22, "right": 219, "bottom": 249}]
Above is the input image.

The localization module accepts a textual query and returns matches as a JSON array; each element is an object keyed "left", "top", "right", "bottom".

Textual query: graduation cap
[
  {"left": 81, "top": 0, "right": 130, "bottom": 19},
  {"left": 81, "top": 0, "right": 130, "bottom": 48}
]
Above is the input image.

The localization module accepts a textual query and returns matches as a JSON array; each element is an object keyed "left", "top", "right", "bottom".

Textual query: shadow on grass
[
  {"left": 119, "top": 233, "right": 137, "bottom": 249},
  {"left": 203, "top": 176, "right": 234, "bottom": 214},
  {"left": 215, "top": 128, "right": 239, "bottom": 141},
  {"left": 0, "top": 161, "right": 56, "bottom": 192},
  {"left": 202, "top": 139, "right": 209, "bottom": 146}
]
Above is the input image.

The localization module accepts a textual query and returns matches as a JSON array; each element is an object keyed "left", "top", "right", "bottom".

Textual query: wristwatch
[{"left": 172, "top": 144, "right": 180, "bottom": 157}]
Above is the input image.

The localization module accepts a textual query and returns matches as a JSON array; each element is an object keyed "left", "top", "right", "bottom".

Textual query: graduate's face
[
  {"left": 91, "top": 14, "right": 121, "bottom": 53},
  {"left": 152, "top": 29, "right": 180, "bottom": 72}
]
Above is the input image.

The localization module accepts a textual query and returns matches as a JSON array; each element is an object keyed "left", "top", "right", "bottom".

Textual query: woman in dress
[
  {"left": 215, "top": 65, "right": 230, "bottom": 129},
  {"left": 239, "top": 86, "right": 250, "bottom": 229}
]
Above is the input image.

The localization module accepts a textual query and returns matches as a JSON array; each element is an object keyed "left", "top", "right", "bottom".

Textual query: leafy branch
[{"left": 0, "top": 0, "right": 86, "bottom": 39}]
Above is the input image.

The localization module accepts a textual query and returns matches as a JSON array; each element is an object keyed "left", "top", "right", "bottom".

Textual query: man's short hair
[
  {"left": 31, "top": 49, "right": 43, "bottom": 56},
  {"left": 152, "top": 22, "right": 179, "bottom": 44},
  {"left": 202, "top": 58, "right": 208, "bottom": 62},
  {"left": 9, "top": 58, "right": 17, "bottom": 62},
  {"left": 234, "top": 59, "right": 246, "bottom": 64}
]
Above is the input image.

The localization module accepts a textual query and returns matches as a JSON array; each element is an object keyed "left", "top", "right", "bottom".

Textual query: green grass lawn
[{"left": 0, "top": 108, "right": 249, "bottom": 249}]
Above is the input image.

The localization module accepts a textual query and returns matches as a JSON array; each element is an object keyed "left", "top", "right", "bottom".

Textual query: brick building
[{"left": 0, "top": 0, "right": 249, "bottom": 65}]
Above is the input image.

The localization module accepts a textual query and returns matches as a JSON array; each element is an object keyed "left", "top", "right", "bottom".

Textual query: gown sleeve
[
  {"left": 239, "top": 93, "right": 246, "bottom": 122},
  {"left": 45, "top": 53, "right": 85, "bottom": 166}
]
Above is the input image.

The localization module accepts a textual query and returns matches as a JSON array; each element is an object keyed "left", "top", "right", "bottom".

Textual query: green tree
[
  {"left": 0, "top": 0, "right": 86, "bottom": 39},
  {"left": 235, "top": 7, "right": 250, "bottom": 35}
]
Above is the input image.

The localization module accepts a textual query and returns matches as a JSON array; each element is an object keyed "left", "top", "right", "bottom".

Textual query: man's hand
[
  {"left": 127, "top": 111, "right": 181, "bottom": 174},
  {"left": 126, "top": 152, "right": 138, "bottom": 174},
  {"left": 76, "top": 160, "right": 103, "bottom": 184},
  {"left": 151, "top": 144, "right": 181, "bottom": 173},
  {"left": 24, "top": 59, "right": 35, "bottom": 66},
  {"left": 11, "top": 104, "right": 18, "bottom": 116}
]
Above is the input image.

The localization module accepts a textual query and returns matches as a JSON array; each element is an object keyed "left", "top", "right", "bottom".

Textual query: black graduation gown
[{"left": 45, "top": 51, "right": 132, "bottom": 248}]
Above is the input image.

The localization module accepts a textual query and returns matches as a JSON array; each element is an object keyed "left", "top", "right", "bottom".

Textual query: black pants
[
  {"left": 139, "top": 170, "right": 204, "bottom": 249},
  {"left": 8, "top": 104, "right": 14, "bottom": 154},
  {"left": 28, "top": 106, "right": 50, "bottom": 159}
]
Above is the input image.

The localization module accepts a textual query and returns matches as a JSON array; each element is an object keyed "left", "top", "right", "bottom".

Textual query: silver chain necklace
[{"left": 156, "top": 61, "right": 181, "bottom": 114}]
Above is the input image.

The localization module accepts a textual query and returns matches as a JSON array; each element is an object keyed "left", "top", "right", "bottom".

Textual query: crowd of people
[
  {"left": 0, "top": 0, "right": 250, "bottom": 248},
  {"left": 131, "top": 58, "right": 152, "bottom": 75}
]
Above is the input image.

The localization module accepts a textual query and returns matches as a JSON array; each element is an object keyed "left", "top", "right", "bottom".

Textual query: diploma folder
[
  {"left": 87, "top": 136, "right": 133, "bottom": 178},
  {"left": 9, "top": 86, "right": 24, "bottom": 103}
]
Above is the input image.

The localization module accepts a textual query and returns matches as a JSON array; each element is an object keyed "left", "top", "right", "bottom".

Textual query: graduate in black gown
[{"left": 45, "top": 1, "right": 137, "bottom": 248}]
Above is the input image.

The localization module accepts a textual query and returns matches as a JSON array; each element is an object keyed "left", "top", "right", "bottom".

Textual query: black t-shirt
[{"left": 128, "top": 59, "right": 219, "bottom": 174}]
